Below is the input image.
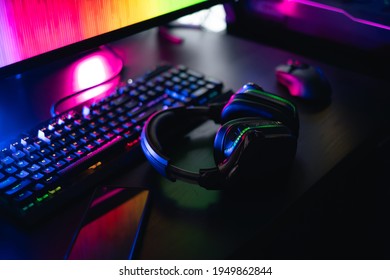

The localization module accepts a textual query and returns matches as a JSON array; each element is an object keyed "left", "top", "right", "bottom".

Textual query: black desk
[{"left": 1, "top": 27, "right": 390, "bottom": 259}]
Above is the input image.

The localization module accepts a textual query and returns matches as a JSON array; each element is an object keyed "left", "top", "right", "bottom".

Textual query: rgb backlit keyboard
[{"left": 0, "top": 64, "right": 227, "bottom": 224}]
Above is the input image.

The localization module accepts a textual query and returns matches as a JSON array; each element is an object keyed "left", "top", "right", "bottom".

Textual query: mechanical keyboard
[{"left": 0, "top": 64, "right": 227, "bottom": 224}]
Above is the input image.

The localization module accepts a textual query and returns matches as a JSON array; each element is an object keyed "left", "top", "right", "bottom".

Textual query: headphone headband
[{"left": 141, "top": 105, "right": 225, "bottom": 187}]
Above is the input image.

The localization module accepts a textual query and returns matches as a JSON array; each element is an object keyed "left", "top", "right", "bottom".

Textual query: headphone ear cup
[
  {"left": 221, "top": 83, "right": 299, "bottom": 137},
  {"left": 213, "top": 117, "right": 297, "bottom": 185}
]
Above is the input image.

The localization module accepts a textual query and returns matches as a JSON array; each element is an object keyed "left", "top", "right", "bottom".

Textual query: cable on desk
[{"left": 50, "top": 45, "right": 123, "bottom": 117}]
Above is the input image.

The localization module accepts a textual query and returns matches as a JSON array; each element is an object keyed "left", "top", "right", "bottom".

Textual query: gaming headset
[{"left": 141, "top": 83, "right": 299, "bottom": 190}]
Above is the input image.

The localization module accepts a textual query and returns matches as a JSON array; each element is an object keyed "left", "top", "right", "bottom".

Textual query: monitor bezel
[{"left": 0, "top": 0, "right": 227, "bottom": 80}]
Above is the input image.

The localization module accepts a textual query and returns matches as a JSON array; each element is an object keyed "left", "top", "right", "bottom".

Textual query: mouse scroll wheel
[{"left": 287, "top": 59, "right": 309, "bottom": 71}]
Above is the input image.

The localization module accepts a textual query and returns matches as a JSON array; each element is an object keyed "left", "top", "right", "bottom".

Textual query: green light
[
  {"left": 224, "top": 124, "right": 281, "bottom": 156},
  {"left": 23, "top": 202, "right": 35, "bottom": 211},
  {"left": 36, "top": 193, "right": 49, "bottom": 203},
  {"left": 209, "top": 91, "right": 218, "bottom": 99},
  {"left": 252, "top": 89, "right": 296, "bottom": 114}
]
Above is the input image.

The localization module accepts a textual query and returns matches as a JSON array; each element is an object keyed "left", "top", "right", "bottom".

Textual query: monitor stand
[
  {"left": 158, "top": 23, "right": 203, "bottom": 44},
  {"left": 158, "top": 26, "right": 184, "bottom": 44}
]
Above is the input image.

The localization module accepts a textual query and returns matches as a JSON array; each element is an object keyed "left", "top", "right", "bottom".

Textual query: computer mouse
[{"left": 275, "top": 59, "right": 332, "bottom": 104}]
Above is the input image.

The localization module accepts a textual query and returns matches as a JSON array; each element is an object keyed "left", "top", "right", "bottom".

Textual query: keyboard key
[
  {"left": 99, "top": 125, "right": 111, "bottom": 133},
  {"left": 28, "top": 164, "right": 41, "bottom": 172},
  {"left": 74, "top": 149, "right": 87, "bottom": 157},
  {"left": 0, "top": 177, "right": 17, "bottom": 190},
  {"left": 23, "top": 144, "right": 37, "bottom": 155},
  {"left": 104, "top": 131, "right": 116, "bottom": 140},
  {"left": 33, "top": 183, "right": 45, "bottom": 191},
  {"left": 68, "top": 131, "right": 80, "bottom": 140},
  {"left": 94, "top": 137, "right": 106, "bottom": 145},
  {"left": 110, "top": 95, "right": 131, "bottom": 106},
  {"left": 38, "top": 158, "right": 52, "bottom": 166},
  {"left": 12, "top": 150, "right": 26, "bottom": 160},
  {"left": 5, "top": 179, "right": 31, "bottom": 196},
  {"left": 44, "top": 176, "right": 58, "bottom": 185},
  {"left": 32, "top": 173, "right": 44, "bottom": 181},
  {"left": 0, "top": 147, "right": 11, "bottom": 158},
  {"left": 124, "top": 100, "right": 138, "bottom": 110},
  {"left": 5, "top": 166, "right": 18, "bottom": 174},
  {"left": 16, "top": 160, "right": 29, "bottom": 168},
  {"left": 16, "top": 170, "right": 29, "bottom": 179},
  {"left": 80, "top": 135, "right": 93, "bottom": 143},
  {"left": 49, "top": 152, "right": 63, "bottom": 160},
  {"left": 38, "top": 148, "right": 52, "bottom": 156},
  {"left": 89, "top": 130, "right": 100, "bottom": 138},
  {"left": 64, "top": 154, "right": 77, "bottom": 163},
  {"left": 14, "top": 190, "right": 33, "bottom": 202},
  {"left": 59, "top": 147, "right": 72, "bottom": 155},
  {"left": 10, "top": 141, "right": 24, "bottom": 152},
  {"left": 58, "top": 136, "right": 72, "bottom": 145},
  {"left": 48, "top": 142, "right": 61, "bottom": 151},
  {"left": 33, "top": 139, "right": 47, "bottom": 149},
  {"left": 27, "top": 153, "right": 41, "bottom": 162},
  {"left": 191, "top": 87, "right": 209, "bottom": 98},
  {"left": 42, "top": 166, "right": 56, "bottom": 174},
  {"left": 53, "top": 160, "right": 66, "bottom": 169},
  {"left": 1, "top": 156, "right": 15, "bottom": 165},
  {"left": 84, "top": 143, "right": 96, "bottom": 151}
]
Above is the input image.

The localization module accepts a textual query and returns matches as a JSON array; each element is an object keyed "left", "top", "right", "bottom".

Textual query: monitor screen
[{"left": 0, "top": 0, "right": 224, "bottom": 79}]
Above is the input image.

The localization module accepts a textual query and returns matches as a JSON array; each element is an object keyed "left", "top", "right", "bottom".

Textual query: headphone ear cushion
[{"left": 213, "top": 117, "right": 297, "bottom": 183}]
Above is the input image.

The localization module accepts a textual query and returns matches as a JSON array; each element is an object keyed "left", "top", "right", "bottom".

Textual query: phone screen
[{"left": 65, "top": 186, "right": 150, "bottom": 260}]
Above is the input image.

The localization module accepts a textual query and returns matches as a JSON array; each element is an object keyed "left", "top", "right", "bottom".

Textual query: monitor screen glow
[{"left": 0, "top": 0, "right": 219, "bottom": 77}]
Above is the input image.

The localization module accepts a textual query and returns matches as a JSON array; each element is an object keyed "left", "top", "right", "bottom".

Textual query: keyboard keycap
[
  {"left": 1, "top": 156, "right": 14, "bottom": 165},
  {"left": 5, "top": 179, "right": 31, "bottom": 196},
  {"left": 0, "top": 176, "right": 17, "bottom": 190}
]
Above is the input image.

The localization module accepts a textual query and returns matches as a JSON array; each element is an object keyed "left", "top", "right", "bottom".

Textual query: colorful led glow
[
  {"left": 224, "top": 124, "right": 281, "bottom": 157},
  {"left": 73, "top": 52, "right": 121, "bottom": 91},
  {"left": 275, "top": 0, "right": 298, "bottom": 16},
  {"left": 251, "top": 89, "right": 297, "bottom": 113},
  {"left": 280, "top": 0, "right": 390, "bottom": 31},
  {"left": 0, "top": 0, "right": 207, "bottom": 70}
]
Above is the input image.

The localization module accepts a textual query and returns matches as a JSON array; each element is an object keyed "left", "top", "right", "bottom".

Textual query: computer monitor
[{"left": 0, "top": 0, "right": 226, "bottom": 79}]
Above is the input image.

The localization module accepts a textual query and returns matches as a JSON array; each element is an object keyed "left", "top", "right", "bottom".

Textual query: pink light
[
  {"left": 276, "top": 0, "right": 297, "bottom": 16},
  {"left": 286, "top": 0, "right": 390, "bottom": 31},
  {"left": 54, "top": 75, "right": 120, "bottom": 114},
  {"left": 74, "top": 54, "right": 113, "bottom": 91},
  {"left": 73, "top": 79, "right": 118, "bottom": 104}
]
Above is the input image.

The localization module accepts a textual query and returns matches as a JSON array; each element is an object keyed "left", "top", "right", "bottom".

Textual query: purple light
[
  {"left": 276, "top": 0, "right": 297, "bottom": 16},
  {"left": 286, "top": 0, "right": 390, "bottom": 31}
]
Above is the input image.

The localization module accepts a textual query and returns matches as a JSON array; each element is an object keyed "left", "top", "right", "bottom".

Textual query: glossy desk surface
[{"left": 0, "top": 27, "right": 389, "bottom": 259}]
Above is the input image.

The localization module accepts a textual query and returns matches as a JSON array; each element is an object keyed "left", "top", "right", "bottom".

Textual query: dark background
[{"left": 1, "top": 0, "right": 390, "bottom": 259}]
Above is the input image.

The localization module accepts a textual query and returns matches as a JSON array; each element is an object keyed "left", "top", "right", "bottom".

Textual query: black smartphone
[{"left": 64, "top": 186, "right": 150, "bottom": 260}]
